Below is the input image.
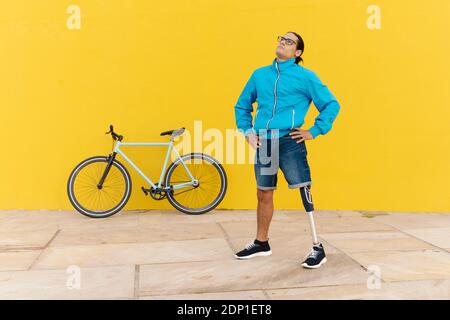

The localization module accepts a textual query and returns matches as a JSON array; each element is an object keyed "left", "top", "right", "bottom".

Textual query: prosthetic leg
[
  {"left": 299, "top": 184, "right": 326, "bottom": 268},
  {"left": 300, "top": 185, "right": 319, "bottom": 245}
]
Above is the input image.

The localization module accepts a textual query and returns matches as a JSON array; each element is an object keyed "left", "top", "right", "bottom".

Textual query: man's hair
[{"left": 288, "top": 31, "right": 305, "bottom": 64}]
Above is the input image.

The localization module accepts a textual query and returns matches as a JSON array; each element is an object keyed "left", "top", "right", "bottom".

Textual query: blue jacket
[{"left": 234, "top": 57, "right": 340, "bottom": 139}]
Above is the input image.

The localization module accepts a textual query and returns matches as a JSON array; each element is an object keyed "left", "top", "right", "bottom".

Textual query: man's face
[{"left": 276, "top": 32, "right": 302, "bottom": 60}]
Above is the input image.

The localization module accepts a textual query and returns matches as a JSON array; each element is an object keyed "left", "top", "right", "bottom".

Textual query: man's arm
[
  {"left": 234, "top": 71, "right": 257, "bottom": 137},
  {"left": 306, "top": 72, "right": 341, "bottom": 139}
]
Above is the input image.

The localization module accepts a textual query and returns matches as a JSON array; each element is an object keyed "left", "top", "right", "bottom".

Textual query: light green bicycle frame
[{"left": 112, "top": 140, "right": 197, "bottom": 191}]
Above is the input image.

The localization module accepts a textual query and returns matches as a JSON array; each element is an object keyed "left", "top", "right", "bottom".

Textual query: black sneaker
[
  {"left": 234, "top": 239, "right": 272, "bottom": 260},
  {"left": 301, "top": 243, "right": 327, "bottom": 269}
]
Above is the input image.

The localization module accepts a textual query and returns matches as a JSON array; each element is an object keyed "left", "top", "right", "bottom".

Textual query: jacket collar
[{"left": 272, "top": 57, "right": 297, "bottom": 71}]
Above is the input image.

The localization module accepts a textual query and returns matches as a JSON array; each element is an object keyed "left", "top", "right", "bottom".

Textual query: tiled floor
[{"left": 0, "top": 209, "right": 449, "bottom": 299}]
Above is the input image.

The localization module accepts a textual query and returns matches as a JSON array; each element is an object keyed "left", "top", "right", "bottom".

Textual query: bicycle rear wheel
[
  {"left": 67, "top": 156, "right": 132, "bottom": 218},
  {"left": 164, "top": 153, "right": 227, "bottom": 215}
]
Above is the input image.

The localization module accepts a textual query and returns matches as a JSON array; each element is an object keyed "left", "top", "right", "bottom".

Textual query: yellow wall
[{"left": 1, "top": 0, "right": 449, "bottom": 212}]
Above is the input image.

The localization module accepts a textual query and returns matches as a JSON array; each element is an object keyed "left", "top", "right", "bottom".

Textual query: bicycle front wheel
[
  {"left": 164, "top": 153, "right": 227, "bottom": 215},
  {"left": 67, "top": 156, "right": 132, "bottom": 218}
]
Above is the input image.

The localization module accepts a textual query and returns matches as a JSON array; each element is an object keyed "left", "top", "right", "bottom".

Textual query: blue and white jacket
[{"left": 234, "top": 57, "right": 341, "bottom": 139}]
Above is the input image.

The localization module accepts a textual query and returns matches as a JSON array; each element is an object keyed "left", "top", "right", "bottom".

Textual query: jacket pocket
[
  {"left": 253, "top": 109, "right": 259, "bottom": 128},
  {"left": 253, "top": 108, "right": 263, "bottom": 130}
]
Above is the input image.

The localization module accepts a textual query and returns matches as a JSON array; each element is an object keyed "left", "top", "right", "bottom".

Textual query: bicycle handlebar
[{"left": 105, "top": 124, "right": 123, "bottom": 141}]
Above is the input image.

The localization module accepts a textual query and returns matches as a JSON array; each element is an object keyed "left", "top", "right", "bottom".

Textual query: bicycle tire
[
  {"left": 67, "top": 156, "right": 132, "bottom": 218},
  {"left": 164, "top": 153, "right": 227, "bottom": 215}
]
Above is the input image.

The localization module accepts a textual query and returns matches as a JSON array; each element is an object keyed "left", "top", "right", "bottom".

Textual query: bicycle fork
[{"left": 97, "top": 152, "right": 117, "bottom": 189}]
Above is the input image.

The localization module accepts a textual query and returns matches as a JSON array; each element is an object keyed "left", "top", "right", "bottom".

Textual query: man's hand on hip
[
  {"left": 289, "top": 127, "right": 314, "bottom": 143},
  {"left": 246, "top": 132, "right": 261, "bottom": 149}
]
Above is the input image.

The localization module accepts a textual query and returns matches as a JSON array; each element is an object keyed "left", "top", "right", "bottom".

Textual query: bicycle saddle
[{"left": 160, "top": 127, "right": 185, "bottom": 137}]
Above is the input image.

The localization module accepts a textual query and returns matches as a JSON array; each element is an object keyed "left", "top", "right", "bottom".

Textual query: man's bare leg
[
  {"left": 256, "top": 188, "right": 274, "bottom": 241},
  {"left": 234, "top": 188, "right": 274, "bottom": 259}
]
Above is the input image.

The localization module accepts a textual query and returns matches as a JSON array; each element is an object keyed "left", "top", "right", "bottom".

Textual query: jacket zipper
[
  {"left": 266, "top": 61, "right": 280, "bottom": 129},
  {"left": 290, "top": 107, "right": 295, "bottom": 129}
]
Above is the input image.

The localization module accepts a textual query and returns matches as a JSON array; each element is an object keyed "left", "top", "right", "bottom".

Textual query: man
[{"left": 234, "top": 31, "right": 340, "bottom": 268}]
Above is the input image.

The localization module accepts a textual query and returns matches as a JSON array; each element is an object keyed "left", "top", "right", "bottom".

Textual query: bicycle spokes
[
  {"left": 168, "top": 157, "right": 223, "bottom": 211},
  {"left": 72, "top": 161, "right": 127, "bottom": 213}
]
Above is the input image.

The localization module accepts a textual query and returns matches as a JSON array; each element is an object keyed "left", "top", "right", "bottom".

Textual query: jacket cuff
[
  {"left": 244, "top": 127, "right": 256, "bottom": 137},
  {"left": 308, "top": 126, "right": 321, "bottom": 139}
]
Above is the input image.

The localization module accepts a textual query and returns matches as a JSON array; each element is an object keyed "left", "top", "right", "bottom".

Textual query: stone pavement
[{"left": 0, "top": 209, "right": 449, "bottom": 299}]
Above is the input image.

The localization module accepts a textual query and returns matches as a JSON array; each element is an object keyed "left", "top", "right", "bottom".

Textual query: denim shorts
[{"left": 254, "top": 134, "right": 312, "bottom": 190}]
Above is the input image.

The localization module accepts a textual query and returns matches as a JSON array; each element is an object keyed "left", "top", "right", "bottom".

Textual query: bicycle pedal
[{"left": 141, "top": 186, "right": 150, "bottom": 195}]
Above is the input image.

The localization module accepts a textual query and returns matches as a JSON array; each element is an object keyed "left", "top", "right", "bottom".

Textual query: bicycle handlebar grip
[
  {"left": 105, "top": 124, "right": 123, "bottom": 141},
  {"left": 105, "top": 124, "right": 114, "bottom": 134}
]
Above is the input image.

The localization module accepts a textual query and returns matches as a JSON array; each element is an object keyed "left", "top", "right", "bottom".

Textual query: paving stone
[
  {"left": 139, "top": 254, "right": 368, "bottom": 296},
  {"left": 321, "top": 231, "right": 434, "bottom": 253},
  {"left": 266, "top": 279, "right": 450, "bottom": 300},
  {"left": 51, "top": 222, "right": 224, "bottom": 246},
  {"left": 32, "top": 238, "right": 231, "bottom": 269},
  {"left": 0, "top": 265, "right": 135, "bottom": 299},
  {"left": 0, "top": 228, "right": 58, "bottom": 250},
  {"left": 348, "top": 250, "right": 450, "bottom": 281},
  {"left": 401, "top": 227, "right": 450, "bottom": 249},
  {"left": 372, "top": 212, "right": 450, "bottom": 230},
  {"left": 0, "top": 250, "right": 41, "bottom": 271},
  {"left": 140, "top": 290, "right": 267, "bottom": 300},
  {"left": 219, "top": 217, "right": 393, "bottom": 240}
]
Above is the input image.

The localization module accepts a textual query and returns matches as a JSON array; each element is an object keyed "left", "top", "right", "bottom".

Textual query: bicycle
[{"left": 67, "top": 125, "right": 227, "bottom": 218}]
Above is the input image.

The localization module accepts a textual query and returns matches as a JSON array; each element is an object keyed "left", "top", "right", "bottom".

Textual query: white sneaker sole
[
  {"left": 302, "top": 257, "right": 327, "bottom": 269},
  {"left": 234, "top": 250, "right": 272, "bottom": 260}
]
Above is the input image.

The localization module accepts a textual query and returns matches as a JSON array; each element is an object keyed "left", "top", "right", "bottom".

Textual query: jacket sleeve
[
  {"left": 234, "top": 71, "right": 257, "bottom": 137},
  {"left": 306, "top": 72, "right": 341, "bottom": 139}
]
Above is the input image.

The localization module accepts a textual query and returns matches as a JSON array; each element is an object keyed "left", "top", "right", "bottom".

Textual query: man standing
[{"left": 234, "top": 32, "right": 340, "bottom": 268}]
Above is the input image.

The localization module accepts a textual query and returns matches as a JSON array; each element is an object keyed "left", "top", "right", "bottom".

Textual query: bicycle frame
[{"left": 111, "top": 140, "right": 197, "bottom": 191}]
